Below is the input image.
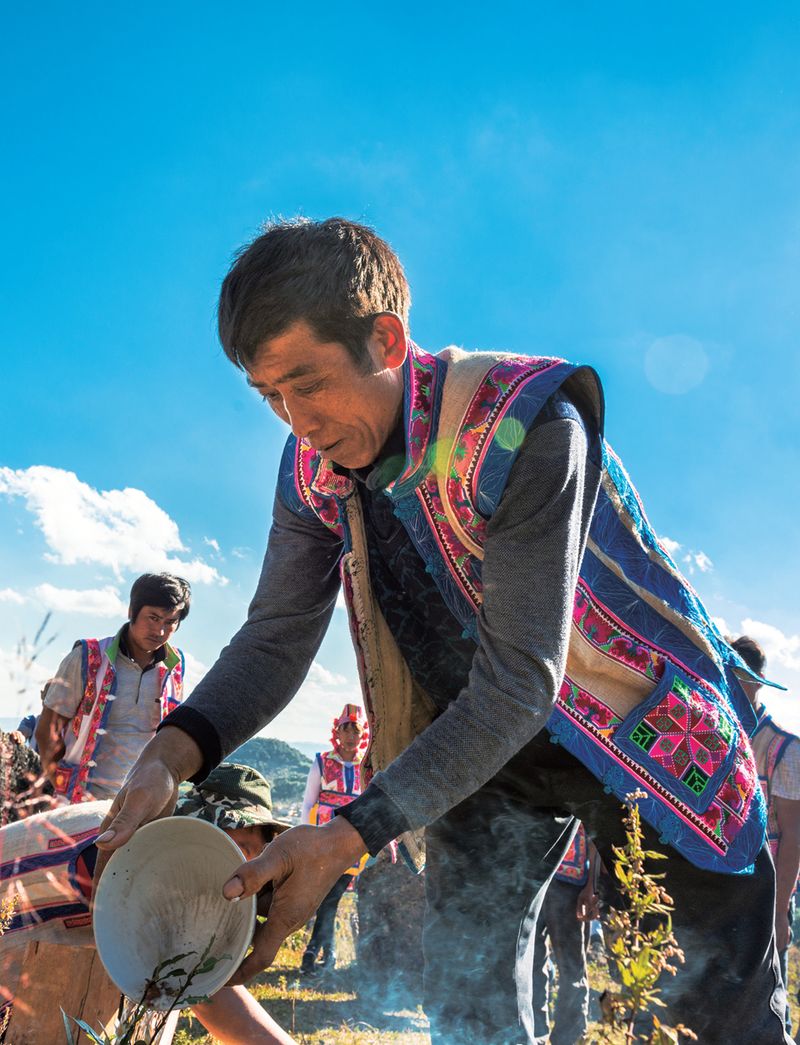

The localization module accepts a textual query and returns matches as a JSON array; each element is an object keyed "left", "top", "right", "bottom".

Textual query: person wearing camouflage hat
[
  {"left": 0, "top": 763, "right": 297, "bottom": 1044},
  {"left": 176, "top": 762, "right": 290, "bottom": 860}
]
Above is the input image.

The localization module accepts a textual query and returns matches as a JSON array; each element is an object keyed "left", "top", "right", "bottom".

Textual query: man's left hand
[{"left": 224, "top": 816, "right": 367, "bottom": 984}]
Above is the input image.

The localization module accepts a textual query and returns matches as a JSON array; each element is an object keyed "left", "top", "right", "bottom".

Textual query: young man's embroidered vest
[
  {"left": 554, "top": 822, "right": 590, "bottom": 886},
  {"left": 751, "top": 713, "right": 798, "bottom": 860},
  {"left": 54, "top": 633, "right": 184, "bottom": 803},
  {"left": 279, "top": 344, "right": 767, "bottom": 875}
]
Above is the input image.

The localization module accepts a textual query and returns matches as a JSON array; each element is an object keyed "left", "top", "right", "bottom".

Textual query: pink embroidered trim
[
  {"left": 416, "top": 479, "right": 482, "bottom": 607},
  {"left": 295, "top": 439, "right": 345, "bottom": 536},
  {"left": 446, "top": 357, "right": 560, "bottom": 542}
]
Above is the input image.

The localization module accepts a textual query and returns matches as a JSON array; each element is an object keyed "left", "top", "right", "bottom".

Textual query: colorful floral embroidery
[
  {"left": 560, "top": 678, "right": 623, "bottom": 737},
  {"left": 555, "top": 823, "right": 589, "bottom": 883},
  {"left": 573, "top": 582, "right": 663, "bottom": 682},
  {"left": 389, "top": 345, "right": 438, "bottom": 490},
  {"left": 295, "top": 439, "right": 346, "bottom": 537},
  {"left": 626, "top": 676, "right": 734, "bottom": 796},
  {"left": 416, "top": 474, "right": 482, "bottom": 608},
  {"left": 445, "top": 356, "right": 561, "bottom": 542}
]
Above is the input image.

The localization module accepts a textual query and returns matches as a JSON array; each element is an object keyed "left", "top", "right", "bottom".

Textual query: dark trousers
[
  {"left": 423, "top": 732, "right": 789, "bottom": 1045},
  {"left": 304, "top": 873, "right": 351, "bottom": 964},
  {"left": 531, "top": 878, "right": 589, "bottom": 1045}
]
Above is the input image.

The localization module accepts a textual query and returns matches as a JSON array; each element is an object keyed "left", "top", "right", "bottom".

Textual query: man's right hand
[{"left": 92, "top": 726, "right": 203, "bottom": 890}]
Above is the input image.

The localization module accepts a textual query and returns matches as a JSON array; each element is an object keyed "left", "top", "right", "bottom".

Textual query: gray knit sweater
[{"left": 164, "top": 405, "right": 600, "bottom": 853}]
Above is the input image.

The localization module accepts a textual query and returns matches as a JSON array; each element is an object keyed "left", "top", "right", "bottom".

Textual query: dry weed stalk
[{"left": 585, "top": 791, "right": 696, "bottom": 1045}]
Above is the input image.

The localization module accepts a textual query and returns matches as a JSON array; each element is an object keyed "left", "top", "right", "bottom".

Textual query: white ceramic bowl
[{"left": 93, "top": 817, "right": 256, "bottom": 1010}]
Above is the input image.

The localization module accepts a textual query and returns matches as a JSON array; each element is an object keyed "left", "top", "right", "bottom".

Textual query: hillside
[{"left": 229, "top": 736, "right": 312, "bottom": 822}]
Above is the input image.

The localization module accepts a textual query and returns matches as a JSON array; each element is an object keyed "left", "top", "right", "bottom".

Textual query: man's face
[
  {"left": 128, "top": 604, "right": 183, "bottom": 653},
  {"left": 247, "top": 317, "right": 406, "bottom": 470}
]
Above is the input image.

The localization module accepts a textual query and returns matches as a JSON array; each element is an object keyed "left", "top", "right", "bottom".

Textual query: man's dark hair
[
  {"left": 730, "top": 635, "right": 766, "bottom": 676},
  {"left": 129, "top": 573, "right": 191, "bottom": 623},
  {"left": 217, "top": 217, "right": 411, "bottom": 372}
]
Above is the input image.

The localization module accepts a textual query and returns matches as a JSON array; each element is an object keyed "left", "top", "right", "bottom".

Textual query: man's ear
[
  {"left": 370, "top": 313, "right": 408, "bottom": 371},
  {"left": 127, "top": 603, "right": 134, "bottom": 622}
]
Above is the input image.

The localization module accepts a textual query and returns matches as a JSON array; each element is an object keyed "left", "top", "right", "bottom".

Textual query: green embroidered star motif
[
  {"left": 671, "top": 676, "right": 691, "bottom": 700},
  {"left": 682, "top": 764, "right": 710, "bottom": 795},
  {"left": 630, "top": 721, "right": 657, "bottom": 751}
]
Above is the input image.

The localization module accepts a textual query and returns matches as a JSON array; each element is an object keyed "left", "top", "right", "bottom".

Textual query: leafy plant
[
  {"left": 0, "top": 894, "right": 18, "bottom": 1038},
  {"left": 585, "top": 791, "right": 696, "bottom": 1044},
  {"left": 0, "top": 894, "right": 16, "bottom": 936},
  {"left": 62, "top": 935, "right": 230, "bottom": 1045}
]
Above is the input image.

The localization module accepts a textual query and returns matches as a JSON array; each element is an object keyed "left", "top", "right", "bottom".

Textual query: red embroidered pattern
[
  {"left": 417, "top": 476, "right": 482, "bottom": 607},
  {"left": 295, "top": 439, "right": 346, "bottom": 536},
  {"left": 561, "top": 585, "right": 756, "bottom": 854},
  {"left": 73, "top": 642, "right": 102, "bottom": 732},
  {"left": 559, "top": 679, "right": 622, "bottom": 738},
  {"left": 629, "top": 683, "right": 733, "bottom": 794},
  {"left": 445, "top": 357, "right": 561, "bottom": 543},
  {"left": 573, "top": 582, "right": 663, "bottom": 682},
  {"left": 556, "top": 823, "right": 589, "bottom": 882},
  {"left": 389, "top": 346, "right": 438, "bottom": 489}
]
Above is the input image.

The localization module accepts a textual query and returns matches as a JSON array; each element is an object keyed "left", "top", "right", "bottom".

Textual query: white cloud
[
  {"left": 658, "top": 535, "right": 713, "bottom": 575},
  {"left": 203, "top": 537, "right": 221, "bottom": 554},
  {"left": 231, "top": 547, "right": 250, "bottom": 560},
  {"left": 0, "top": 642, "right": 58, "bottom": 718},
  {"left": 33, "top": 583, "right": 128, "bottom": 618},
  {"left": 182, "top": 650, "right": 210, "bottom": 695},
  {"left": 711, "top": 615, "right": 730, "bottom": 638},
  {"left": 683, "top": 550, "right": 714, "bottom": 574},
  {"left": 0, "top": 588, "right": 26, "bottom": 605},
  {"left": 307, "top": 661, "right": 347, "bottom": 686},
  {"left": 0, "top": 466, "right": 226, "bottom": 586},
  {"left": 659, "top": 535, "right": 682, "bottom": 557},
  {"left": 740, "top": 618, "right": 800, "bottom": 673},
  {"left": 258, "top": 660, "right": 360, "bottom": 746},
  {"left": 335, "top": 589, "right": 347, "bottom": 611}
]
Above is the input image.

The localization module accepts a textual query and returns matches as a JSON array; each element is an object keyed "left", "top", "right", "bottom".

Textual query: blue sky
[{"left": 1, "top": 4, "right": 798, "bottom": 745}]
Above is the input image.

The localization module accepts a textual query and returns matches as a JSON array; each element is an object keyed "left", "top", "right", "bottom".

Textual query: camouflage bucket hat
[{"left": 175, "top": 762, "right": 291, "bottom": 834}]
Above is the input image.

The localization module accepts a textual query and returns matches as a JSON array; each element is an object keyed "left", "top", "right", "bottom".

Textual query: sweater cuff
[
  {"left": 157, "top": 706, "right": 222, "bottom": 784},
  {"left": 336, "top": 783, "right": 412, "bottom": 856}
]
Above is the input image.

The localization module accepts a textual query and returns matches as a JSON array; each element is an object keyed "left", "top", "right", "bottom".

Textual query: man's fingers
[{"left": 223, "top": 844, "right": 290, "bottom": 900}]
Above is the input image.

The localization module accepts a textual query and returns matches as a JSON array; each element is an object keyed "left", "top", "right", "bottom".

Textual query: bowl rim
[{"left": 93, "top": 816, "right": 257, "bottom": 1008}]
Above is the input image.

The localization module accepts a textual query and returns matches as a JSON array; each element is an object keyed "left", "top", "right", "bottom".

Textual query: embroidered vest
[
  {"left": 311, "top": 751, "right": 364, "bottom": 825},
  {"left": 280, "top": 344, "right": 767, "bottom": 875},
  {"left": 554, "top": 823, "right": 590, "bottom": 886},
  {"left": 54, "top": 633, "right": 184, "bottom": 803},
  {"left": 751, "top": 713, "right": 798, "bottom": 860},
  {"left": 309, "top": 751, "right": 365, "bottom": 875}
]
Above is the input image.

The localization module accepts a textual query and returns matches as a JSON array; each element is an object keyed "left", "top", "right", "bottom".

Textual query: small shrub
[{"left": 585, "top": 791, "right": 696, "bottom": 1044}]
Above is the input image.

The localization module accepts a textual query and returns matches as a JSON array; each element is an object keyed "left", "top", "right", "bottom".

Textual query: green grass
[
  {"left": 172, "top": 895, "right": 429, "bottom": 1044},
  {"left": 174, "top": 897, "right": 800, "bottom": 1043}
]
